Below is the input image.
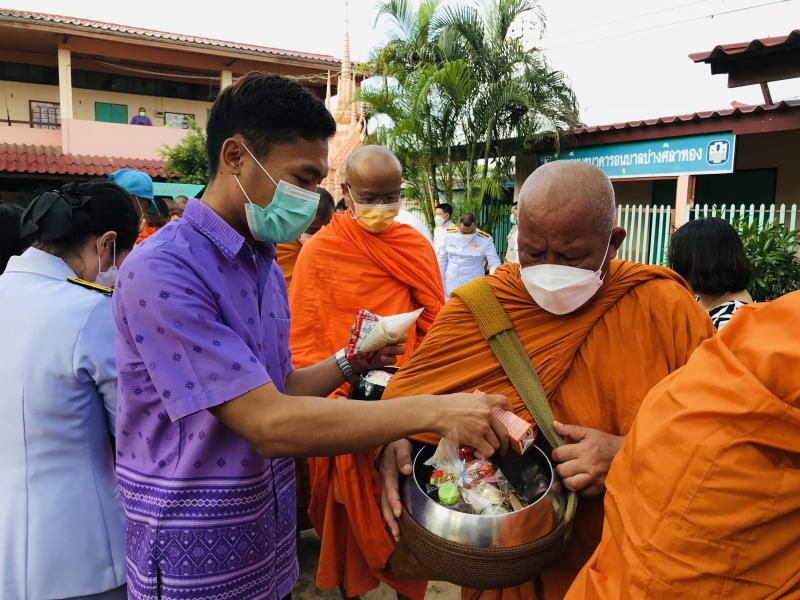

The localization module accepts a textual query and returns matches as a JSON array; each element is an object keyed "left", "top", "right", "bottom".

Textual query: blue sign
[{"left": 537, "top": 132, "right": 736, "bottom": 178}]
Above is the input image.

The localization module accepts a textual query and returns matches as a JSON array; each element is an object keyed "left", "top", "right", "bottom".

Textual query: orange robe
[
  {"left": 289, "top": 211, "right": 444, "bottom": 599},
  {"left": 566, "top": 291, "right": 800, "bottom": 600},
  {"left": 135, "top": 225, "right": 160, "bottom": 245},
  {"left": 383, "top": 261, "right": 715, "bottom": 600},
  {"left": 276, "top": 239, "right": 302, "bottom": 291}
]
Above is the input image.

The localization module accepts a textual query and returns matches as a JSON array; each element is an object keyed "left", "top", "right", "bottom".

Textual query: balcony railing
[{"left": 0, "top": 119, "right": 189, "bottom": 161}]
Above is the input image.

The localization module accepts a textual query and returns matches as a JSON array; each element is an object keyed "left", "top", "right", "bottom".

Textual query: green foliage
[
  {"left": 735, "top": 218, "right": 800, "bottom": 302},
  {"left": 160, "top": 120, "right": 209, "bottom": 185},
  {"left": 365, "top": 0, "right": 578, "bottom": 232}
]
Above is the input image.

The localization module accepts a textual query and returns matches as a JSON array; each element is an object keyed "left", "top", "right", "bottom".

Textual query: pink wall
[
  {"left": 62, "top": 119, "right": 188, "bottom": 160},
  {"left": 0, "top": 126, "right": 61, "bottom": 146}
]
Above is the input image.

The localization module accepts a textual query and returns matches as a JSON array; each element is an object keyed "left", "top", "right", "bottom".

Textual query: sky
[{"left": 4, "top": 0, "right": 798, "bottom": 125}]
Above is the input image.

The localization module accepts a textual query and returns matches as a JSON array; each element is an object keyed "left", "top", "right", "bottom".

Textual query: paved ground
[{"left": 295, "top": 530, "right": 460, "bottom": 599}]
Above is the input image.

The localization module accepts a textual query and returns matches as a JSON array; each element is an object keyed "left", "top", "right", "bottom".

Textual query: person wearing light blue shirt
[
  {"left": 437, "top": 212, "right": 501, "bottom": 297},
  {"left": 0, "top": 181, "right": 139, "bottom": 600}
]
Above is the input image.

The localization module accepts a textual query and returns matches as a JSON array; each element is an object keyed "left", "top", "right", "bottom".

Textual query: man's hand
[
  {"left": 349, "top": 334, "right": 407, "bottom": 374},
  {"left": 380, "top": 439, "right": 413, "bottom": 542},
  {"left": 435, "top": 392, "right": 511, "bottom": 459},
  {"left": 551, "top": 421, "right": 624, "bottom": 497}
]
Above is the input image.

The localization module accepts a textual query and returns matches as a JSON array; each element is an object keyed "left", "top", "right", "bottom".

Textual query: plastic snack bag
[{"left": 346, "top": 307, "right": 424, "bottom": 359}]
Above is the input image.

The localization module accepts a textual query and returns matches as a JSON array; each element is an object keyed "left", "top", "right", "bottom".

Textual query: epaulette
[
  {"left": 67, "top": 277, "right": 113, "bottom": 296},
  {"left": 446, "top": 223, "right": 458, "bottom": 232},
  {"left": 477, "top": 229, "right": 491, "bottom": 239}
]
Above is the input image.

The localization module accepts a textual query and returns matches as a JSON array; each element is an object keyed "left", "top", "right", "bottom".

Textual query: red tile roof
[
  {"left": 0, "top": 143, "right": 168, "bottom": 178},
  {"left": 567, "top": 100, "right": 800, "bottom": 135},
  {"left": 0, "top": 8, "right": 340, "bottom": 65},
  {"left": 689, "top": 29, "right": 800, "bottom": 63}
]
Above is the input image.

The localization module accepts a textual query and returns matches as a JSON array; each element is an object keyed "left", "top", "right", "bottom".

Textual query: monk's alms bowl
[
  {"left": 350, "top": 366, "right": 399, "bottom": 401},
  {"left": 398, "top": 443, "right": 568, "bottom": 589}
]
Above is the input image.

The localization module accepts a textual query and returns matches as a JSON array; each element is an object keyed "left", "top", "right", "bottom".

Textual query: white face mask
[
  {"left": 520, "top": 235, "right": 612, "bottom": 315},
  {"left": 95, "top": 239, "right": 118, "bottom": 288},
  {"left": 434, "top": 215, "right": 445, "bottom": 227},
  {"left": 139, "top": 110, "right": 146, "bottom": 117}
]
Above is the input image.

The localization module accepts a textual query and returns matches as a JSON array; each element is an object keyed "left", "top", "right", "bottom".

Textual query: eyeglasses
[{"left": 346, "top": 185, "right": 401, "bottom": 206}]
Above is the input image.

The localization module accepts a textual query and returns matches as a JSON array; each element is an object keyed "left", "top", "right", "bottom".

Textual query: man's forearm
[
  {"left": 284, "top": 355, "right": 348, "bottom": 397},
  {"left": 232, "top": 390, "right": 439, "bottom": 458}
]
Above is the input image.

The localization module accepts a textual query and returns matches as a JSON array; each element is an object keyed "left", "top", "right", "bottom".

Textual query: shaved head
[
  {"left": 342, "top": 145, "right": 403, "bottom": 209},
  {"left": 520, "top": 160, "right": 615, "bottom": 236},
  {"left": 517, "top": 160, "right": 626, "bottom": 276}
]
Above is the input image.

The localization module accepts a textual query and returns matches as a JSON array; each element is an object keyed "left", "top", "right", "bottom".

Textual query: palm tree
[{"left": 364, "top": 0, "right": 579, "bottom": 230}]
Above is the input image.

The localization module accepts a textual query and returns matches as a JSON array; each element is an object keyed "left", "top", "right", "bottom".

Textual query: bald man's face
[
  {"left": 518, "top": 197, "right": 625, "bottom": 276},
  {"left": 342, "top": 161, "right": 402, "bottom": 210}
]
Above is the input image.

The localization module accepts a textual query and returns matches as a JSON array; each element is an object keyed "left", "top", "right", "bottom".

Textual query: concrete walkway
[{"left": 295, "top": 530, "right": 460, "bottom": 599}]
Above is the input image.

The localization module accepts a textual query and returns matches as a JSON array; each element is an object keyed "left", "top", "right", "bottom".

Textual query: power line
[
  {"left": 543, "top": 0, "right": 794, "bottom": 49},
  {"left": 559, "top": 0, "right": 718, "bottom": 35}
]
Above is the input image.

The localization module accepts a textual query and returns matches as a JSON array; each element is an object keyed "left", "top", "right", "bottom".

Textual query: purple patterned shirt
[{"left": 113, "top": 199, "right": 297, "bottom": 600}]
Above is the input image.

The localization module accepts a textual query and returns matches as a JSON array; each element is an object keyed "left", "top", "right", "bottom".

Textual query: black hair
[
  {"left": 206, "top": 72, "right": 337, "bottom": 178},
  {"left": 317, "top": 187, "right": 335, "bottom": 213},
  {"left": 458, "top": 212, "right": 477, "bottom": 227},
  {"left": 669, "top": 217, "right": 753, "bottom": 295},
  {"left": 0, "top": 204, "right": 26, "bottom": 273},
  {"left": 336, "top": 198, "right": 347, "bottom": 212},
  {"left": 146, "top": 196, "right": 171, "bottom": 217},
  {"left": 20, "top": 181, "right": 140, "bottom": 253},
  {"left": 436, "top": 203, "right": 453, "bottom": 218}
]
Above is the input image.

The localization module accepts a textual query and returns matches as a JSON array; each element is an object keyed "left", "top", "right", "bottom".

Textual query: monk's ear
[{"left": 609, "top": 226, "right": 627, "bottom": 259}]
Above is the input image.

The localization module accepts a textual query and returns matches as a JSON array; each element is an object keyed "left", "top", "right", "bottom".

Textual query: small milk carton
[{"left": 490, "top": 407, "right": 535, "bottom": 455}]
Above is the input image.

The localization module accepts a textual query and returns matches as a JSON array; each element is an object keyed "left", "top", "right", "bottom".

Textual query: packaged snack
[
  {"left": 481, "top": 504, "right": 512, "bottom": 516},
  {"left": 438, "top": 482, "right": 460, "bottom": 506},
  {"left": 346, "top": 307, "right": 424, "bottom": 359},
  {"left": 490, "top": 407, "right": 535, "bottom": 454},
  {"left": 462, "top": 481, "right": 505, "bottom": 514},
  {"left": 430, "top": 469, "right": 450, "bottom": 486}
]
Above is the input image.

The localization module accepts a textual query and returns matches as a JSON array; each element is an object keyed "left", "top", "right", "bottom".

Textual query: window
[
  {"left": 95, "top": 102, "right": 128, "bottom": 124},
  {"left": 695, "top": 169, "right": 777, "bottom": 207},
  {"left": 29, "top": 100, "right": 61, "bottom": 129},
  {"left": 164, "top": 112, "right": 194, "bottom": 129}
]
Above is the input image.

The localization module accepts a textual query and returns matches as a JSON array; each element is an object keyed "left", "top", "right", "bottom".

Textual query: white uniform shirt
[
  {"left": 0, "top": 248, "right": 126, "bottom": 599},
  {"left": 437, "top": 226, "right": 502, "bottom": 297},
  {"left": 433, "top": 219, "right": 452, "bottom": 253}
]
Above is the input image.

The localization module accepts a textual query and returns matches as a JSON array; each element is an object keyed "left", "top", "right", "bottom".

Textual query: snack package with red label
[{"left": 345, "top": 309, "right": 380, "bottom": 360}]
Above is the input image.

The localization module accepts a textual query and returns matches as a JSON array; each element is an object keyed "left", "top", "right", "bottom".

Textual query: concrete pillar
[
  {"left": 674, "top": 174, "right": 696, "bottom": 227},
  {"left": 513, "top": 153, "right": 537, "bottom": 202},
  {"left": 57, "top": 46, "right": 73, "bottom": 120},
  {"left": 220, "top": 70, "right": 233, "bottom": 90}
]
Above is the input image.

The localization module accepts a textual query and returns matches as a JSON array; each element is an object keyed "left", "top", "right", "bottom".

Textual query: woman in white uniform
[{"left": 0, "top": 182, "right": 139, "bottom": 600}]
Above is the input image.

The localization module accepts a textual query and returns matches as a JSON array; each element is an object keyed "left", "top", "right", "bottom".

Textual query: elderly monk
[
  {"left": 289, "top": 145, "right": 445, "bottom": 599},
  {"left": 276, "top": 186, "right": 335, "bottom": 290},
  {"left": 380, "top": 160, "right": 716, "bottom": 600},
  {"left": 566, "top": 291, "right": 800, "bottom": 599}
]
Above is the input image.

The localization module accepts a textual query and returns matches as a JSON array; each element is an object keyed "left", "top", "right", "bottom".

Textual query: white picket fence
[
  {"left": 615, "top": 203, "right": 799, "bottom": 266},
  {"left": 616, "top": 204, "right": 673, "bottom": 265},
  {"left": 686, "top": 203, "right": 799, "bottom": 231}
]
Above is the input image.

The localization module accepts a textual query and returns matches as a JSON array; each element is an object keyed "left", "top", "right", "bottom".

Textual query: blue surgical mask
[
  {"left": 234, "top": 144, "right": 320, "bottom": 244},
  {"left": 509, "top": 214, "right": 516, "bottom": 225}
]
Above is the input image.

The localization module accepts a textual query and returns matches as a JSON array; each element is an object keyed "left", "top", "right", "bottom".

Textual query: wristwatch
[{"left": 335, "top": 348, "right": 358, "bottom": 384}]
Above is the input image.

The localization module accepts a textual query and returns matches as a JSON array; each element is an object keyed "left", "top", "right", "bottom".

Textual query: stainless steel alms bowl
[
  {"left": 402, "top": 444, "right": 565, "bottom": 548},
  {"left": 350, "top": 366, "right": 399, "bottom": 401}
]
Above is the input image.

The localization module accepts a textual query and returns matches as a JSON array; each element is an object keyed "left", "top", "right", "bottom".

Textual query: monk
[
  {"left": 276, "top": 186, "right": 335, "bottom": 290},
  {"left": 565, "top": 291, "right": 800, "bottom": 599},
  {"left": 379, "top": 160, "right": 716, "bottom": 600},
  {"left": 289, "top": 145, "right": 445, "bottom": 599}
]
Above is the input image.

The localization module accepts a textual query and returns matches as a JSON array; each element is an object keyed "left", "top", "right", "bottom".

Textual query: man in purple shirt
[
  {"left": 130, "top": 106, "right": 153, "bottom": 126},
  {"left": 113, "top": 73, "right": 510, "bottom": 600}
]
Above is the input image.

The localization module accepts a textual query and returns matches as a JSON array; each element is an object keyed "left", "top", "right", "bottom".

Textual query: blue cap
[{"left": 109, "top": 168, "right": 154, "bottom": 201}]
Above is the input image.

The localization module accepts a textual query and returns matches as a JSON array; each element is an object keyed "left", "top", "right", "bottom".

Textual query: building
[
  {"left": 0, "top": 8, "right": 364, "bottom": 204},
  {"left": 513, "top": 29, "right": 800, "bottom": 262}
]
